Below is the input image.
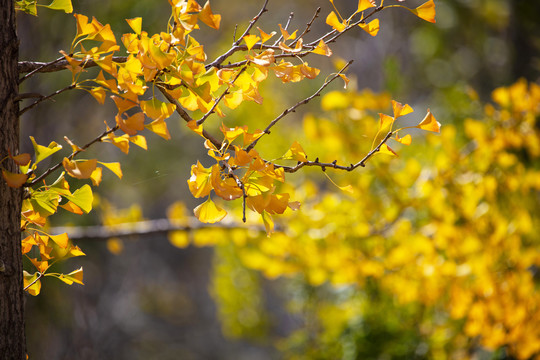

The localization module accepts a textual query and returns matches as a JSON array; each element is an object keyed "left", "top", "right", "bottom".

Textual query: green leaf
[
  {"left": 15, "top": 0, "right": 37, "bottom": 16},
  {"left": 45, "top": 267, "right": 84, "bottom": 285},
  {"left": 41, "top": 0, "right": 73, "bottom": 13},
  {"left": 30, "top": 136, "right": 62, "bottom": 167},
  {"left": 30, "top": 189, "right": 60, "bottom": 217},
  {"left": 64, "top": 184, "right": 93, "bottom": 213}
]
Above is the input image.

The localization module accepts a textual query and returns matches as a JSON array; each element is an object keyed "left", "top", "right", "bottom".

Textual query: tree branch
[
  {"left": 25, "top": 125, "right": 119, "bottom": 187},
  {"left": 19, "top": 84, "right": 77, "bottom": 116},
  {"left": 18, "top": 56, "right": 128, "bottom": 75},
  {"left": 245, "top": 60, "right": 353, "bottom": 152}
]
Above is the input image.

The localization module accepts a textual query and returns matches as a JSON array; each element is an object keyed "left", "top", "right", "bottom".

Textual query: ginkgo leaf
[
  {"left": 411, "top": 0, "right": 436, "bottom": 23},
  {"left": 42, "top": 0, "right": 73, "bottom": 13},
  {"left": 10, "top": 153, "right": 31, "bottom": 166},
  {"left": 63, "top": 184, "right": 93, "bottom": 213},
  {"left": 257, "top": 27, "right": 276, "bottom": 43},
  {"left": 199, "top": 1, "right": 221, "bottom": 30},
  {"left": 98, "top": 161, "right": 123, "bottom": 178},
  {"left": 49, "top": 267, "right": 84, "bottom": 285},
  {"left": 2, "top": 169, "right": 28, "bottom": 188},
  {"left": 90, "top": 166, "right": 102, "bottom": 186},
  {"left": 243, "top": 34, "right": 260, "bottom": 50},
  {"left": 60, "top": 201, "right": 83, "bottom": 215},
  {"left": 145, "top": 119, "right": 171, "bottom": 140},
  {"left": 278, "top": 24, "right": 297, "bottom": 40},
  {"left": 416, "top": 109, "right": 441, "bottom": 132},
  {"left": 129, "top": 135, "right": 148, "bottom": 150},
  {"left": 357, "top": 0, "right": 376, "bottom": 13},
  {"left": 49, "top": 233, "right": 69, "bottom": 248},
  {"left": 126, "top": 17, "right": 142, "bottom": 35},
  {"left": 23, "top": 271, "right": 41, "bottom": 296},
  {"left": 193, "top": 197, "right": 227, "bottom": 223},
  {"left": 379, "top": 113, "right": 395, "bottom": 130},
  {"left": 379, "top": 143, "right": 398, "bottom": 156},
  {"left": 394, "top": 133, "right": 412, "bottom": 145},
  {"left": 358, "top": 18, "right": 380, "bottom": 36},
  {"left": 392, "top": 100, "right": 414, "bottom": 118},
  {"left": 140, "top": 98, "right": 176, "bottom": 120},
  {"left": 312, "top": 40, "right": 333, "bottom": 56},
  {"left": 30, "top": 136, "right": 62, "bottom": 166},
  {"left": 324, "top": 172, "right": 354, "bottom": 194},
  {"left": 326, "top": 11, "right": 347, "bottom": 32},
  {"left": 261, "top": 211, "right": 274, "bottom": 236},
  {"left": 63, "top": 158, "right": 97, "bottom": 179},
  {"left": 283, "top": 141, "right": 308, "bottom": 162},
  {"left": 187, "top": 161, "right": 214, "bottom": 198},
  {"left": 338, "top": 74, "right": 350, "bottom": 89}
]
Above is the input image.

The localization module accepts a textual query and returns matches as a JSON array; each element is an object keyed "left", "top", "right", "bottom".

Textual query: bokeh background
[{"left": 17, "top": 0, "right": 539, "bottom": 359}]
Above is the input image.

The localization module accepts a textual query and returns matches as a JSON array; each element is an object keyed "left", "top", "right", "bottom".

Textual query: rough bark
[{"left": 0, "top": 0, "right": 26, "bottom": 359}]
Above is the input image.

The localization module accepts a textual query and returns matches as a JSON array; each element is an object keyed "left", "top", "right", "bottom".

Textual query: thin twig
[
  {"left": 157, "top": 85, "right": 224, "bottom": 150},
  {"left": 196, "top": 67, "right": 246, "bottom": 126},
  {"left": 25, "top": 125, "right": 119, "bottom": 187},
  {"left": 18, "top": 56, "right": 128, "bottom": 74},
  {"left": 19, "top": 84, "right": 77, "bottom": 116},
  {"left": 289, "top": 7, "right": 321, "bottom": 48},
  {"left": 277, "top": 131, "right": 395, "bottom": 173},
  {"left": 273, "top": 12, "right": 295, "bottom": 47},
  {"left": 245, "top": 60, "right": 353, "bottom": 152},
  {"left": 205, "top": 0, "right": 269, "bottom": 70}
]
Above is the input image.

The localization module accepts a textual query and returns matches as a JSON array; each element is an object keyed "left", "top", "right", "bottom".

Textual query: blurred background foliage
[{"left": 17, "top": 0, "right": 539, "bottom": 359}]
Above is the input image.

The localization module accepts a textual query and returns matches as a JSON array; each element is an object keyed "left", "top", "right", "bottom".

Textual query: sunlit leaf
[
  {"left": 379, "top": 143, "right": 398, "bottom": 156},
  {"left": 392, "top": 100, "right": 413, "bottom": 118},
  {"left": 98, "top": 161, "right": 123, "bottom": 179},
  {"left": 411, "top": 0, "right": 436, "bottom": 23},
  {"left": 312, "top": 40, "right": 333, "bottom": 57},
  {"left": 394, "top": 133, "right": 412, "bottom": 145},
  {"left": 358, "top": 18, "right": 380, "bottom": 36},
  {"left": 23, "top": 271, "right": 41, "bottom": 296},
  {"left": 326, "top": 11, "right": 346, "bottom": 32},
  {"left": 416, "top": 109, "right": 440, "bottom": 132},
  {"left": 30, "top": 136, "right": 62, "bottom": 166},
  {"left": 140, "top": 98, "right": 176, "bottom": 120},
  {"left": 89, "top": 166, "right": 102, "bottom": 186},
  {"left": 63, "top": 184, "right": 93, "bottom": 213},
  {"left": 193, "top": 197, "right": 227, "bottom": 223},
  {"left": 199, "top": 1, "right": 221, "bottom": 29},
  {"left": 126, "top": 17, "right": 142, "bottom": 35},
  {"left": 257, "top": 27, "right": 276, "bottom": 43},
  {"left": 278, "top": 24, "right": 297, "bottom": 40},
  {"left": 187, "top": 161, "right": 214, "bottom": 198},
  {"left": 42, "top": 0, "right": 72, "bottom": 13},
  {"left": 63, "top": 158, "right": 97, "bottom": 179},
  {"left": 357, "top": 0, "right": 376, "bottom": 13},
  {"left": 243, "top": 34, "right": 260, "bottom": 50},
  {"left": 49, "top": 233, "right": 69, "bottom": 248},
  {"left": 145, "top": 119, "right": 171, "bottom": 140}
]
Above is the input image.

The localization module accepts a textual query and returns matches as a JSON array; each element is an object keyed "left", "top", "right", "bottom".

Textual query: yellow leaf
[
  {"left": 198, "top": 1, "right": 221, "bottom": 30},
  {"left": 379, "top": 113, "right": 395, "bottom": 130},
  {"left": 243, "top": 34, "right": 260, "bottom": 50},
  {"left": 90, "top": 166, "right": 102, "bottom": 186},
  {"left": 49, "top": 233, "right": 69, "bottom": 248},
  {"left": 392, "top": 100, "right": 414, "bottom": 118},
  {"left": 193, "top": 197, "right": 227, "bottom": 224},
  {"left": 169, "top": 231, "right": 190, "bottom": 248},
  {"left": 326, "top": 11, "right": 346, "bottom": 32},
  {"left": 278, "top": 24, "right": 297, "bottom": 40},
  {"left": 261, "top": 211, "right": 274, "bottom": 236},
  {"left": 411, "top": 0, "right": 436, "bottom": 23},
  {"left": 283, "top": 141, "right": 308, "bottom": 162},
  {"left": 23, "top": 271, "right": 41, "bottom": 296},
  {"left": 2, "top": 169, "right": 28, "bottom": 188},
  {"left": 358, "top": 18, "right": 380, "bottom": 36},
  {"left": 140, "top": 98, "right": 176, "bottom": 121},
  {"left": 394, "top": 133, "right": 412, "bottom": 145},
  {"left": 187, "top": 161, "right": 214, "bottom": 198},
  {"left": 63, "top": 158, "right": 98, "bottom": 179},
  {"left": 379, "top": 143, "right": 398, "bottom": 156},
  {"left": 43, "top": 0, "right": 73, "bottom": 13},
  {"left": 416, "top": 109, "right": 441, "bottom": 132},
  {"left": 338, "top": 74, "right": 350, "bottom": 89},
  {"left": 312, "top": 40, "right": 333, "bottom": 57},
  {"left": 129, "top": 135, "right": 148, "bottom": 150},
  {"left": 59, "top": 201, "right": 83, "bottom": 215},
  {"left": 145, "top": 119, "right": 171, "bottom": 140},
  {"left": 357, "top": 0, "right": 376, "bottom": 13},
  {"left": 257, "top": 27, "right": 276, "bottom": 43},
  {"left": 126, "top": 17, "right": 142, "bottom": 34},
  {"left": 98, "top": 162, "right": 123, "bottom": 178}
]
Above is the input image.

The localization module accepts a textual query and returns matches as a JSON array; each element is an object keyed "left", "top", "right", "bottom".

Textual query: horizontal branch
[
  {"left": 19, "top": 84, "right": 76, "bottom": 116},
  {"left": 18, "top": 56, "right": 128, "bottom": 74},
  {"left": 50, "top": 218, "right": 263, "bottom": 240}
]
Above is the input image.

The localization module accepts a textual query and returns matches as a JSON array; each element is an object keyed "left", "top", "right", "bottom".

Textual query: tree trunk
[{"left": 0, "top": 0, "right": 26, "bottom": 359}]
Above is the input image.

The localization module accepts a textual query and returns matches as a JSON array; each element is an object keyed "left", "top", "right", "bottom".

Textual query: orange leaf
[
  {"left": 89, "top": 166, "right": 102, "bottom": 186},
  {"left": 358, "top": 18, "right": 380, "bottom": 36},
  {"left": 411, "top": 0, "right": 436, "bottom": 23},
  {"left": 193, "top": 197, "right": 227, "bottom": 223},
  {"left": 60, "top": 201, "right": 84, "bottom": 215},
  {"left": 278, "top": 24, "right": 297, "bottom": 40},
  {"left": 257, "top": 27, "right": 276, "bottom": 43},
  {"left": 11, "top": 153, "right": 31, "bottom": 166},
  {"left": 126, "top": 17, "right": 142, "bottom": 34},
  {"left": 145, "top": 119, "right": 171, "bottom": 140},
  {"left": 187, "top": 161, "right": 214, "bottom": 198},
  {"left": 198, "top": 1, "right": 221, "bottom": 30},
  {"left": 2, "top": 169, "right": 28, "bottom": 188},
  {"left": 63, "top": 158, "right": 97, "bottom": 179},
  {"left": 379, "top": 113, "right": 394, "bottom": 130},
  {"left": 416, "top": 109, "right": 440, "bottom": 132},
  {"left": 394, "top": 133, "right": 412, "bottom": 145}
]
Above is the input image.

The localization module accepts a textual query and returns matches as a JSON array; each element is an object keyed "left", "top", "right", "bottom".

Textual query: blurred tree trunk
[{"left": 0, "top": 0, "right": 26, "bottom": 359}]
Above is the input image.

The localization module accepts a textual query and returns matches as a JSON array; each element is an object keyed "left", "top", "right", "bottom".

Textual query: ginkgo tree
[{"left": 1, "top": 0, "right": 437, "bottom": 357}]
